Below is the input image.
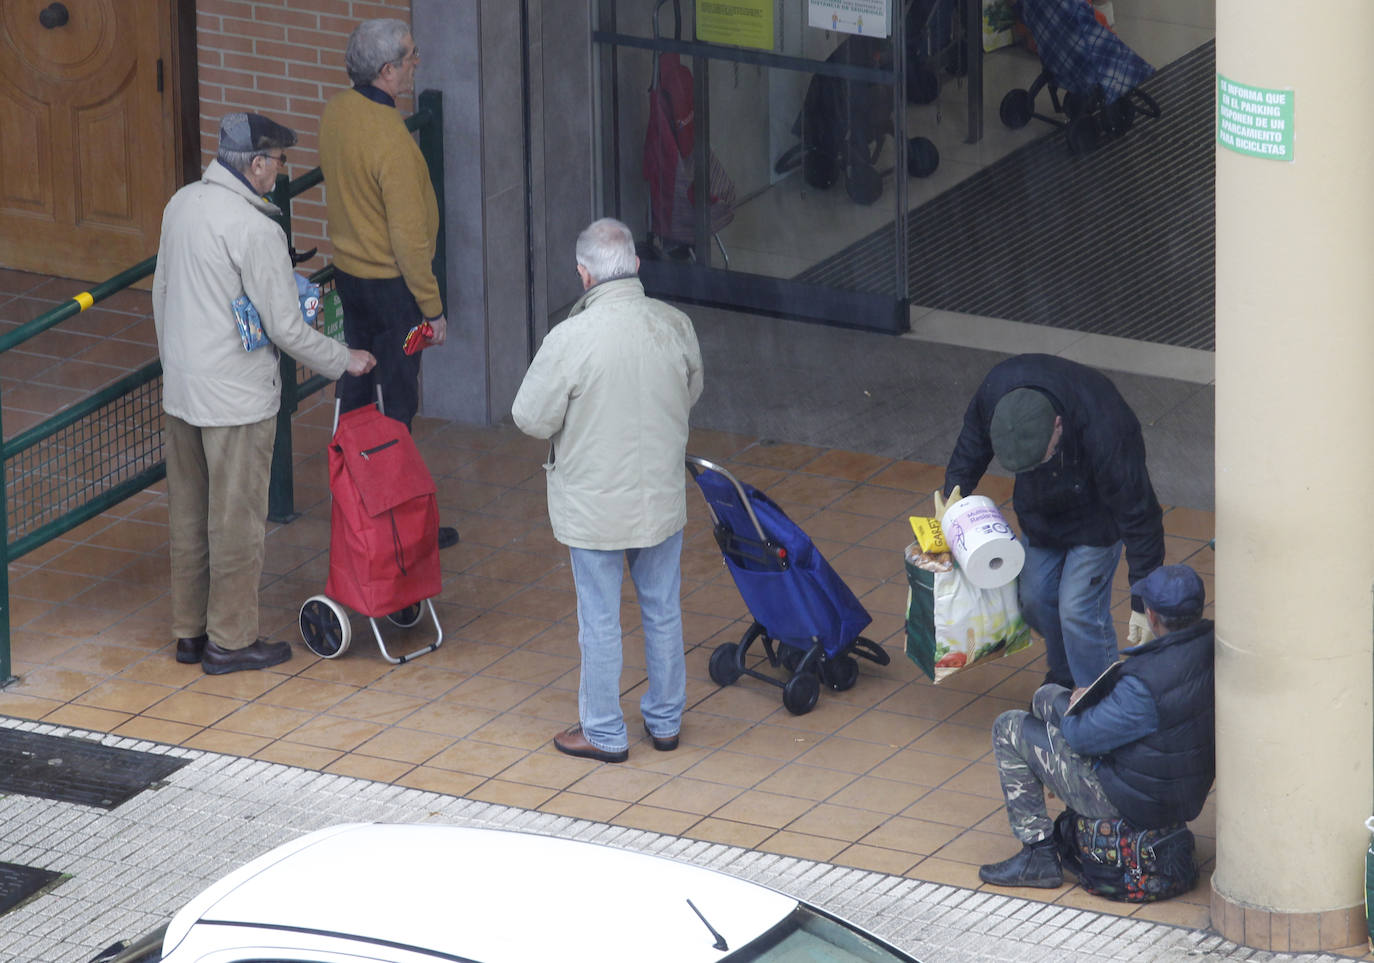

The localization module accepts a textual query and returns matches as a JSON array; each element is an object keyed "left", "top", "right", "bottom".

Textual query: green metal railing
[{"left": 0, "top": 91, "right": 445, "bottom": 686}]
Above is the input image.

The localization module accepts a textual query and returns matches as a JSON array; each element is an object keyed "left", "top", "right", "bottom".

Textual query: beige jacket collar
[
  {"left": 566, "top": 276, "right": 644, "bottom": 318},
  {"left": 203, "top": 159, "right": 281, "bottom": 216}
]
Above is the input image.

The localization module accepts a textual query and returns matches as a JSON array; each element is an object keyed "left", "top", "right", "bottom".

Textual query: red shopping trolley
[{"left": 298, "top": 401, "right": 445, "bottom": 664}]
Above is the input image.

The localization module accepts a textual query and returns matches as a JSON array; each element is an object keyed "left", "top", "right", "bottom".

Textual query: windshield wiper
[{"left": 687, "top": 898, "right": 729, "bottom": 952}]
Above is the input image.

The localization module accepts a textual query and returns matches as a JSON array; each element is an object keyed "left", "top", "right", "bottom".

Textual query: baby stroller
[
  {"left": 998, "top": 0, "right": 1160, "bottom": 154},
  {"left": 298, "top": 400, "right": 445, "bottom": 665},
  {"left": 643, "top": 0, "right": 736, "bottom": 266},
  {"left": 689, "top": 456, "right": 890, "bottom": 715},
  {"left": 774, "top": 33, "right": 939, "bottom": 205}
]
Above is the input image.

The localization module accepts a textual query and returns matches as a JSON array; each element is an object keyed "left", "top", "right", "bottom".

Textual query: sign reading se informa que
[
  {"left": 1217, "top": 75, "right": 1294, "bottom": 161},
  {"left": 808, "top": 0, "right": 891, "bottom": 38}
]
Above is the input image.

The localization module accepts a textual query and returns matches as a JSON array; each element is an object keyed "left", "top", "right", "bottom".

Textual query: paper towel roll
[{"left": 942, "top": 495, "right": 1025, "bottom": 589}]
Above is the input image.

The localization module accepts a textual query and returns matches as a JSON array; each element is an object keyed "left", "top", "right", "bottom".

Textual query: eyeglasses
[
  {"left": 390, "top": 45, "right": 419, "bottom": 68},
  {"left": 257, "top": 153, "right": 287, "bottom": 167}
]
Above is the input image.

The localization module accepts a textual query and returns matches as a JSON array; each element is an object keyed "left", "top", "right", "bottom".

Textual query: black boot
[{"left": 979, "top": 839, "right": 1063, "bottom": 889}]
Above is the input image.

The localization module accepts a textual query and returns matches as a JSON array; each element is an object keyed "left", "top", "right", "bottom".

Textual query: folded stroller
[
  {"left": 689, "top": 456, "right": 890, "bottom": 715},
  {"left": 297, "top": 402, "right": 445, "bottom": 665},
  {"left": 998, "top": 0, "right": 1160, "bottom": 153}
]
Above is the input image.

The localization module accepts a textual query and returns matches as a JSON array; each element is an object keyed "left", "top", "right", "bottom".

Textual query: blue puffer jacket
[
  {"left": 1058, "top": 619, "right": 1215, "bottom": 828},
  {"left": 943, "top": 354, "right": 1164, "bottom": 591}
]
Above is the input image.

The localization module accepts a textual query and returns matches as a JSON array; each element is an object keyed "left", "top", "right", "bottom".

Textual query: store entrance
[
  {"left": 593, "top": 1, "right": 1217, "bottom": 349},
  {"left": 593, "top": 0, "right": 968, "bottom": 333}
]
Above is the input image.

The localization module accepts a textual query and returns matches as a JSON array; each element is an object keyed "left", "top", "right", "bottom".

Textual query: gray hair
[
  {"left": 216, "top": 147, "right": 260, "bottom": 175},
  {"left": 575, "top": 218, "right": 638, "bottom": 283},
  {"left": 345, "top": 19, "right": 411, "bottom": 85}
]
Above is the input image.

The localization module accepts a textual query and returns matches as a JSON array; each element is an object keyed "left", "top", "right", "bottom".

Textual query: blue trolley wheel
[
  {"left": 820, "top": 654, "right": 860, "bottom": 692},
  {"left": 709, "top": 642, "right": 743, "bottom": 687},
  {"left": 783, "top": 671, "right": 820, "bottom": 715}
]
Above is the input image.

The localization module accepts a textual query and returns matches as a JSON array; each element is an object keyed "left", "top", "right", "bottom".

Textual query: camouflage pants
[{"left": 992, "top": 686, "right": 1120, "bottom": 844}]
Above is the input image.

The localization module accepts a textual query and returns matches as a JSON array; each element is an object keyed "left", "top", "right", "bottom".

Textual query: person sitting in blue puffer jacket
[{"left": 978, "top": 564, "right": 1215, "bottom": 889}]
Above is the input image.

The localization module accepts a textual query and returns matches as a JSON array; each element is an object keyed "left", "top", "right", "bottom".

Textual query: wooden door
[{"left": 0, "top": 0, "right": 181, "bottom": 282}]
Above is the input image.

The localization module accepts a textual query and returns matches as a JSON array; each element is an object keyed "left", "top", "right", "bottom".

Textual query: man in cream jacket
[
  {"left": 513, "top": 218, "right": 703, "bottom": 763},
  {"left": 153, "top": 112, "right": 375, "bottom": 675}
]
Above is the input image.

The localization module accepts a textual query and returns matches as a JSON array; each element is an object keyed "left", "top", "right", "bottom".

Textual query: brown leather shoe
[
  {"left": 201, "top": 638, "right": 293, "bottom": 675},
  {"left": 175, "top": 634, "right": 208, "bottom": 664},
  {"left": 553, "top": 724, "right": 627, "bottom": 763},
  {"left": 643, "top": 719, "right": 679, "bottom": 752}
]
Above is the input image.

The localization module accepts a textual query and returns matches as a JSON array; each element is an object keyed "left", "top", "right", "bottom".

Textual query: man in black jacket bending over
[{"left": 940, "top": 355, "right": 1165, "bottom": 689}]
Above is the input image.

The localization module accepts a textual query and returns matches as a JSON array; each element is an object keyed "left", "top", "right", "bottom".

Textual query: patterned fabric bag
[{"left": 1053, "top": 810, "right": 1197, "bottom": 902}]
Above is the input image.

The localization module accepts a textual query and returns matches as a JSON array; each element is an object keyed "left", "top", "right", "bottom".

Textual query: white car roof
[{"left": 164, "top": 823, "right": 798, "bottom": 962}]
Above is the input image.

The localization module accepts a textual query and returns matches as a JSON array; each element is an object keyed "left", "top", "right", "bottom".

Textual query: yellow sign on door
[{"left": 696, "top": 0, "right": 775, "bottom": 50}]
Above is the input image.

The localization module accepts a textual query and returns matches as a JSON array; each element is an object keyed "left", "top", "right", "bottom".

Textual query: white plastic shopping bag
[{"left": 904, "top": 544, "right": 1031, "bottom": 683}]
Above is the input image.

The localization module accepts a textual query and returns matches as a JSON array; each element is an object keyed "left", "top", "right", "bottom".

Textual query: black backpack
[{"left": 1053, "top": 809, "right": 1198, "bottom": 902}]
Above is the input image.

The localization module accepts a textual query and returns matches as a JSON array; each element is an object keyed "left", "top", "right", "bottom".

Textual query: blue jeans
[
  {"left": 569, "top": 529, "right": 686, "bottom": 753},
  {"left": 1018, "top": 540, "right": 1122, "bottom": 687}
]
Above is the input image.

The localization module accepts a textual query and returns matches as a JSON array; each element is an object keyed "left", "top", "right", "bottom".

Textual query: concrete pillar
[
  {"left": 410, "top": 0, "right": 591, "bottom": 426},
  {"left": 1212, "top": 0, "right": 1374, "bottom": 951}
]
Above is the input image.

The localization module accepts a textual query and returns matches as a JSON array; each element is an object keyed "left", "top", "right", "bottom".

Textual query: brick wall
[{"left": 195, "top": 0, "right": 414, "bottom": 264}]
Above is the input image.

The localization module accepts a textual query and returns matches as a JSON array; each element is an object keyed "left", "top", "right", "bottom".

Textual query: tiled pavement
[
  {"left": 3, "top": 715, "right": 1334, "bottom": 963},
  {"left": 5, "top": 719, "right": 1341, "bottom": 961},
  {"left": 2, "top": 265, "right": 1364, "bottom": 960}
]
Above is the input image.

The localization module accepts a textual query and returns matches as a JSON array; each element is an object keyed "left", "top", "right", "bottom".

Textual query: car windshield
[{"left": 725, "top": 905, "right": 918, "bottom": 962}]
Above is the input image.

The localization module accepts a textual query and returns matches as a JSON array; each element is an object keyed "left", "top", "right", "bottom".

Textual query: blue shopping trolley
[{"left": 689, "top": 456, "right": 890, "bottom": 715}]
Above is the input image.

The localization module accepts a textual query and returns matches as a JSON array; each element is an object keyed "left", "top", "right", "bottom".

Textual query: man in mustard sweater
[{"left": 320, "top": 18, "right": 457, "bottom": 548}]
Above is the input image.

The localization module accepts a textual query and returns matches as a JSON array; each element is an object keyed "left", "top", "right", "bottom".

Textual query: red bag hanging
[{"left": 324, "top": 406, "right": 440, "bottom": 617}]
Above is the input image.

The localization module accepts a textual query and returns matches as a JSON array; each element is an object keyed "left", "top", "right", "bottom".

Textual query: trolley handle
[
  {"left": 650, "top": 0, "right": 681, "bottom": 87},
  {"left": 686, "top": 454, "right": 773, "bottom": 547}
]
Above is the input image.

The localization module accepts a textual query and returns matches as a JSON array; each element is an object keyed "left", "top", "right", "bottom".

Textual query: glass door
[{"left": 593, "top": 0, "right": 930, "bottom": 332}]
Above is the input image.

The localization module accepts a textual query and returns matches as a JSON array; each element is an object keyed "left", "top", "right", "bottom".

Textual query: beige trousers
[{"left": 165, "top": 413, "right": 275, "bottom": 650}]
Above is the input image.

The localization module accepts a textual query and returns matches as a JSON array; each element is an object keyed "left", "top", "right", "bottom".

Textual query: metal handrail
[{"left": 0, "top": 92, "right": 446, "bottom": 686}]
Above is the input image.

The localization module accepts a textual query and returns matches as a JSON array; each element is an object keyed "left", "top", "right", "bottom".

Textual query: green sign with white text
[{"left": 1217, "top": 75, "right": 1294, "bottom": 161}]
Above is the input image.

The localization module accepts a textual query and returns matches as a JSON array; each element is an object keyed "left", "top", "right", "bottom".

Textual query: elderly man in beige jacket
[
  {"left": 153, "top": 112, "right": 375, "bottom": 675},
  {"left": 513, "top": 218, "right": 703, "bottom": 763}
]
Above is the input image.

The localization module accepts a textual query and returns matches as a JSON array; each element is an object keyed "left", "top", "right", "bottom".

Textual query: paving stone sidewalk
[{"left": 0, "top": 719, "right": 1352, "bottom": 963}]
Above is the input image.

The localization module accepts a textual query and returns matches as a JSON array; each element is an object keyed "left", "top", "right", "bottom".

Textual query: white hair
[
  {"left": 345, "top": 19, "right": 410, "bottom": 85},
  {"left": 575, "top": 218, "right": 638, "bottom": 283}
]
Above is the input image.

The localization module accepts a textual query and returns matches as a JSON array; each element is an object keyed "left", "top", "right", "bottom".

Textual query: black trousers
[{"left": 334, "top": 270, "right": 424, "bottom": 429}]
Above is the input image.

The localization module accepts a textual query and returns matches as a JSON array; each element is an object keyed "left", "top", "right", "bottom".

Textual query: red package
[{"left": 403, "top": 321, "right": 434, "bottom": 355}]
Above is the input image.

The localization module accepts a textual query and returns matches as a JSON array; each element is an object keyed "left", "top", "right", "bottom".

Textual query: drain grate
[
  {"left": 0, "top": 728, "right": 190, "bottom": 809},
  {"left": 0, "top": 862, "right": 62, "bottom": 915}
]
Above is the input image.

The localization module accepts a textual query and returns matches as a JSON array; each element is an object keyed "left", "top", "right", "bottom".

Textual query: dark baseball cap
[
  {"left": 218, "top": 112, "right": 297, "bottom": 153},
  {"left": 1132, "top": 565, "right": 1205, "bottom": 619},
  {"left": 990, "top": 388, "right": 1057, "bottom": 473}
]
